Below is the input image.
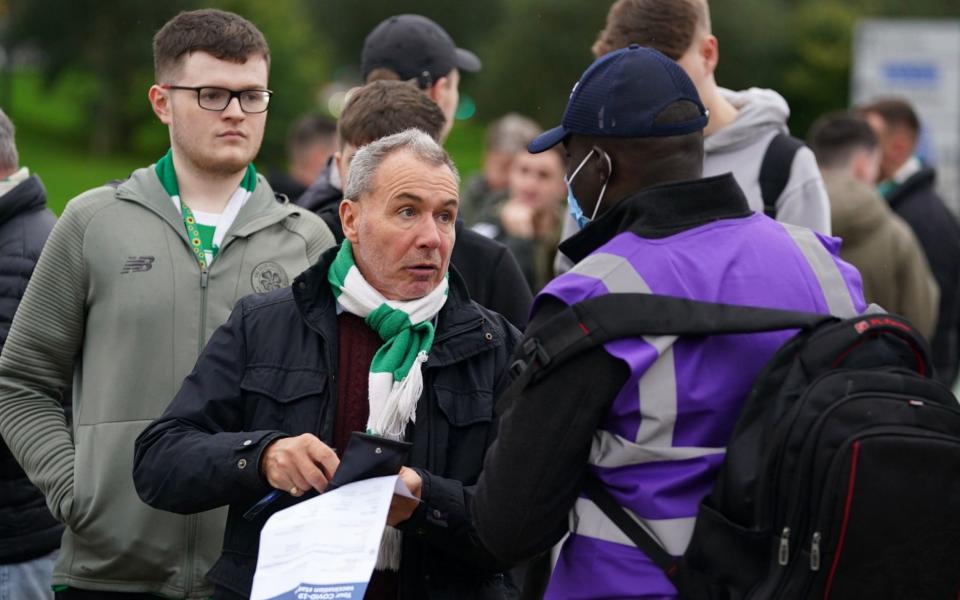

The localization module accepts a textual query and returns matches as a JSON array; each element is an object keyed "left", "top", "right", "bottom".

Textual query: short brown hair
[
  {"left": 856, "top": 97, "right": 920, "bottom": 136},
  {"left": 807, "top": 112, "right": 878, "bottom": 169},
  {"left": 365, "top": 68, "right": 404, "bottom": 84},
  {"left": 592, "top": 0, "right": 710, "bottom": 60},
  {"left": 366, "top": 67, "right": 440, "bottom": 91},
  {"left": 153, "top": 9, "right": 270, "bottom": 82},
  {"left": 338, "top": 80, "right": 446, "bottom": 148}
]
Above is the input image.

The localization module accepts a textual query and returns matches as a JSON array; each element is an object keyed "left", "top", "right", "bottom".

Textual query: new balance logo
[{"left": 122, "top": 256, "right": 155, "bottom": 274}]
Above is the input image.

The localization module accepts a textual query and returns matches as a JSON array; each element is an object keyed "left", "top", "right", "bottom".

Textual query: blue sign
[{"left": 882, "top": 62, "right": 939, "bottom": 87}]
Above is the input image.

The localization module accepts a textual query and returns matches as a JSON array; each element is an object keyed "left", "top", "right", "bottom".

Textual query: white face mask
[{"left": 564, "top": 147, "right": 612, "bottom": 229}]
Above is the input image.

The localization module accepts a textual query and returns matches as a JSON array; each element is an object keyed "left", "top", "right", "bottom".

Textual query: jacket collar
[
  {"left": 0, "top": 175, "right": 47, "bottom": 226},
  {"left": 115, "top": 164, "right": 291, "bottom": 245},
  {"left": 292, "top": 246, "right": 494, "bottom": 366},
  {"left": 887, "top": 167, "right": 936, "bottom": 209},
  {"left": 559, "top": 173, "right": 751, "bottom": 263},
  {"left": 296, "top": 159, "right": 343, "bottom": 214}
]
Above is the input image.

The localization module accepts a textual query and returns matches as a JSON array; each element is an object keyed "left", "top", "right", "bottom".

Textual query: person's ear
[
  {"left": 849, "top": 149, "right": 868, "bottom": 182},
  {"left": 426, "top": 78, "right": 445, "bottom": 105},
  {"left": 148, "top": 85, "right": 173, "bottom": 125},
  {"left": 593, "top": 146, "right": 613, "bottom": 184},
  {"left": 340, "top": 199, "right": 361, "bottom": 244},
  {"left": 891, "top": 129, "right": 915, "bottom": 164},
  {"left": 334, "top": 150, "right": 348, "bottom": 188},
  {"left": 701, "top": 34, "right": 719, "bottom": 77}
]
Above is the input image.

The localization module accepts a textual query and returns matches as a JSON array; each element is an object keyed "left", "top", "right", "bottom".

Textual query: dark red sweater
[{"left": 336, "top": 312, "right": 398, "bottom": 599}]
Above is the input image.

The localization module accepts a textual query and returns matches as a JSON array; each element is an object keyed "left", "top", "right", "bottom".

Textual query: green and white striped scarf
[
  {"left": 328, "top": 239, "right": 448, "bottom": 439},
  {"left": 155, "top": 149, "right": 256, "bottom": 268},
  {"left": 328, "top": 239, "right": 448, "bottom": 571}
]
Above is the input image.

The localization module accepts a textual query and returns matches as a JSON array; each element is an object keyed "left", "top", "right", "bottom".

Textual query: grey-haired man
[{"left": 134, "top": 129, "right": 522, "bottom": 600}]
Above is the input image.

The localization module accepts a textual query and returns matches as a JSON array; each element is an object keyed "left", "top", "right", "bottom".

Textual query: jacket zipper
[
  {"left": 198, "top": 265, "right": 209, "bottom": 353},
  {"left": 183, "top": 264, "right": 210, "bottom": 596}
]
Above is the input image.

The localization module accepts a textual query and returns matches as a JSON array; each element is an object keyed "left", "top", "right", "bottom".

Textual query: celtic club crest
[{"left": 251, "top": 261, "right": 289, "bottom": 293}]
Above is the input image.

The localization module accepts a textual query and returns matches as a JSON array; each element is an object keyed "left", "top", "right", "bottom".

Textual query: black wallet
[{"left": 328, "top": 431, "right": 412, "bottom": 489}]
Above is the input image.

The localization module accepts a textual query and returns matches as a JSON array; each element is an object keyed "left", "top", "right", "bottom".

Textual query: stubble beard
[{"left": 172, "top": 125, "right": 261, "bottom": 178}]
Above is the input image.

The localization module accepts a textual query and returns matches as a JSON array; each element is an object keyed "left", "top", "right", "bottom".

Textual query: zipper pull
[
  {"left": 778, "top": 527, "right": 791, "bottom": 566},
  {"left": 200, "top": 268, "right": 209, "bottom": 289},
  {"left": 810, "top": 532, "right": 821, "bottom": 571}
]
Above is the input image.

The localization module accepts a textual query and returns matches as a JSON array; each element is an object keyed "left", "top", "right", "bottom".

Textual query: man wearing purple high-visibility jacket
[{"left": 473, "top": 45, "right": 866, "bottom": 599}]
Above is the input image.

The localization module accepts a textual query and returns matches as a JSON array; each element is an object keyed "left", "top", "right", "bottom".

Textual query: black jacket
[
  {"left": 267, "top": 169, "right": 308, "bottom": 203},
  {"left": 133, "top": 247, "right": 523, "bottom": 599},
  {"left": 295, "top": 159, "right": 344, "bottom": 241},
  {"left": 296, "top": 162, "right": 533, "bottom": 328},
  {"left": 887, "top": 167, "right": 960, "bottom": 385},
  {"left": 0, "top": 174, "right": 61, "bottom": 563}
]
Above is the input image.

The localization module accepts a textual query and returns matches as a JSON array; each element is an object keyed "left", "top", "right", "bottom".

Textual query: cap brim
[
  {"left": 455, "top": 48, "right": 482, "bottom": 73},
  {"left": 527, "top": 126, "right": 568, "bottom": 153}
]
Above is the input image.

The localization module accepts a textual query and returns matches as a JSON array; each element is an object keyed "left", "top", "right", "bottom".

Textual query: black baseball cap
[
  {"left": 361, "top": 14, "right": 481, "bottom": 88},
  {"left": 529, "top": 45, "right": 708, "bottom": 153}
]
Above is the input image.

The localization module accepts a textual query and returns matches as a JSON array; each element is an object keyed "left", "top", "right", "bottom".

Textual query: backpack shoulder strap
[
  {"left": 758, "top": 133, "right": 805, "bottom": 218},
  {"left": 582, "top": 473, "right": 680, "bottom": 576},
  {"left": 510, "top": 293, "right": 832, "bottom": 381}
]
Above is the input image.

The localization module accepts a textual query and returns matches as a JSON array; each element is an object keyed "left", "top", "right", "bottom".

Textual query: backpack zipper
[
  {"left": 787, "top": 425, "right": 960, "bottom": 599},
  {"left": 777, "top": 390, "right": 955, "bottom": 545},
  {"left": 770, "top": 392, "right": 960, "bottom": 596},
  {"left": 778, "top": 526, "right": 791, "bottom": 566},
  {"left": 809, "top": 531, "right": 821, "bottom": 571}
]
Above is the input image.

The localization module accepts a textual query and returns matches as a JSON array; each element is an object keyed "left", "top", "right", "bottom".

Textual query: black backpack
[{"left": 509, "top": 293, "right": 960, "bottom": 600}]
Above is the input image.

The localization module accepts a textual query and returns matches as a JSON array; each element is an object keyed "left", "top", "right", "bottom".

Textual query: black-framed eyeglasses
[{"left": 161, "top": 85, "right": 273, "bottom": 114}]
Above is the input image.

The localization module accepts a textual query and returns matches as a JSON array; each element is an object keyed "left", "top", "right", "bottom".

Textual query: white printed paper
[{"left": 250, "top": 476, "right": 417, "bottom": 600}]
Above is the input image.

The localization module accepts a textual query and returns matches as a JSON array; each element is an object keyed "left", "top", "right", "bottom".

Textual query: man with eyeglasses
[{"left": 0, "top": 9, "right": 332, "bottom": 600}]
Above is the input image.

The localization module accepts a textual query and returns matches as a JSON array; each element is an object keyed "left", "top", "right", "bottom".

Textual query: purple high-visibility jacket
[{"left": 538, "top": 186, "right": 865, "bottom": 599}]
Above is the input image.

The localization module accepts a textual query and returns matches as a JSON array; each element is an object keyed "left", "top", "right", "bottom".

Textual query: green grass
[
  {"left": 7, "top": 70, "right": 153, "bottom": 214},
  {"left": 18, "top": 131, "right": 148, "bottom": 215}
]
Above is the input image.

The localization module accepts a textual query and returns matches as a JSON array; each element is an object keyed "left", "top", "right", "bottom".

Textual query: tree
[
  {"left": 6, "top": 0, "right": 194, "bottom": 154},
  {"left": 214, "top": 0, "right": 332, "bottom": 170},
  {"left": 3, "top": 0, "right": 329, "bottom": 165},
  {"left": 472, "top": 0, "right": 601, "bottom": 128}
]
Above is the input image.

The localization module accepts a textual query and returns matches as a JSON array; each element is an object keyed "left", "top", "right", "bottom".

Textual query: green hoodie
[{"left": 0, "top": 164, "right": 333, "bottom": 597}]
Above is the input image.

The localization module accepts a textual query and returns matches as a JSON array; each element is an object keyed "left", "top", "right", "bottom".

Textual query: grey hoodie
[
  {"left": 555, "top": 88, "right": 832, "bottom": 273},
  {"left": 704, "top": 88, "right": 831, "bottom": 234}
]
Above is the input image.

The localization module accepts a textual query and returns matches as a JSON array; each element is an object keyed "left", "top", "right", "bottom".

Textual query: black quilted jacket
[{"left": 0, "top": 174, "right": 63, "bottom": 563}]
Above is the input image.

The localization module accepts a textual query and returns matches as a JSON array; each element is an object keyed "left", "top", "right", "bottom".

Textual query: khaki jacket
[
  {"left": 0, "top": 165, "right": 333, "bottom": 597},
  {"left": 825, "top": 171, "right": 939, "bottom": 339}
]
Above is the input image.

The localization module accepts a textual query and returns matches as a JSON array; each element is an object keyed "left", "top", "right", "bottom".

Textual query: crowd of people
[{"left": 0, "top": 1, "right": 957, "bottom": 599}]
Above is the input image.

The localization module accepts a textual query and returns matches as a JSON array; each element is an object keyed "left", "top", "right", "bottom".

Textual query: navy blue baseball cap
[{"left": 529, "top": 45, "right": 708, "bottom": 153}]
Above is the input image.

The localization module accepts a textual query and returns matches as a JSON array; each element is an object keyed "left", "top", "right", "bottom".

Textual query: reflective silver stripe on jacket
[
  {"left": 781, "top": 224, "right": 857, "bottom": 318},
  {"left": 589, "top": 429, "right": 725, "bottom": 468},
  {"left": 569, "top": 497, "right": 696, "bottom": 556},
  {"left": 570, "top": 253, "right": 679, "bottom": 447}
]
